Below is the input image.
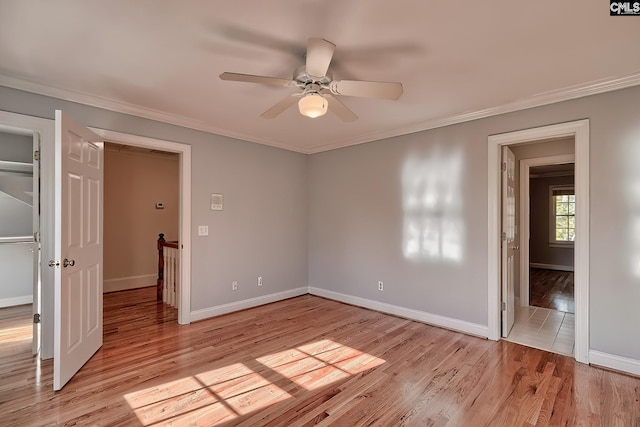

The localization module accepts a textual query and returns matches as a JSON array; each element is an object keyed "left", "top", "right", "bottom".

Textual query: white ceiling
[{"left": 0, "top": 1, "right": 639, "bottom": 154}]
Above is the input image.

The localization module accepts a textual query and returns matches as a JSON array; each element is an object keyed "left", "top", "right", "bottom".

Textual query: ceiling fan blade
[
  {"left": 219, "top": 72, "right": 296, "bottom": 87},
  {"left": 329, "top": 80, "right": 404, "bottom": 100},
  {"left": 306, "top": 38, "right": 336, "bottom": 78},
  {"left": 260, "top": 94, "right": 300, "bottom": 119},
  {"left": 324, "top": 94, "right": 358, "bottom": 122}
]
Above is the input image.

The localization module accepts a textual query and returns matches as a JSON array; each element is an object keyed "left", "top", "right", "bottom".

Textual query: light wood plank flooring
[{"left": 1, "top": 287, "right": 639, "bottom": 426}]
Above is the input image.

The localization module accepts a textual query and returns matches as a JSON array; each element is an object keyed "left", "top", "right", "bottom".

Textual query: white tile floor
[{"left": 504, "top": 305, "right": 575, "bottom": 356}]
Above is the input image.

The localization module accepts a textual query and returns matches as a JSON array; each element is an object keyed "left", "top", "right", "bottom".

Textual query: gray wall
[
  {"left": 0, "top": 242, "right": 32, "bottom": 306},
  {"left": 529, "top": 175, "right": 575, "bottom": 268},
  {"left": 309, "top": 84, "right": 640, "bottom": 360},
  {"left": 2, "top": 83, "right": 640, "bottom": 361},
  {"left": 0, "top": 86, "right": 308, "bottom": 313},
  {"left": 0, "top": 194, "right": 32, "bottom": 236},
  {"left": 190, "top": 131, "right": 308, "bottom": 309},
  {"left": 0, "top": 131, "right": 32, "bottom": 162},
  {"left": 309, "top": 128, "right": 486, "bottom": 324},
  {"left": 0, "top": 131, "right": 32, "bottom": 237}
]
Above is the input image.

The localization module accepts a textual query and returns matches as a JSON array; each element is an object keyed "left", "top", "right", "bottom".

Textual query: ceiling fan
[{"left": 219, "top": 38, "right": 404, "bottom": 122}]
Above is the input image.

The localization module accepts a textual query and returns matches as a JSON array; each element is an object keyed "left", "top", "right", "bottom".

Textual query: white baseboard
[
  {"left": 530, "top": 263, "right": 574, "bottom": 272},
  {"left": 589, "top": 350, "right": 640, "bottom": 377},
  {"left": 190, "top": 287, "right": 309, "bottom": 322},
  {"left": 0, "top": 295, "right": 33, "bottom": 308},
  {"left": 309, "top": 287, "right": 489, "bottom": 338},
  {"left": 103, "top": 274, "right": 157, "bottom": 293}
]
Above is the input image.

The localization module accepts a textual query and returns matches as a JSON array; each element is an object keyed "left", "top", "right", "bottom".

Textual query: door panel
[
  {"left": 53, "top": 111, "right": 103, "bottom": 390},
  {"left": 501, "top": 146, "right": 516, "bottom": 337}
]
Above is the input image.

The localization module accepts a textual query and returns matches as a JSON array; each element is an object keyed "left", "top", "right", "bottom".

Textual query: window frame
[{"left": 549, "top": 184, "right": 575, "bottom": 247}]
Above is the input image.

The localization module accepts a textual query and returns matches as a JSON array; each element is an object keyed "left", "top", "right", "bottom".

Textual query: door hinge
[
  {"left": 501, "top": 302, "right": 506, "bottom": 311},
  {"left": 501, "top": 162, "right": 506, "bottom": 172},
  {"left": 501, "top": 232, "right": 507, "bottom": 241},
  {"left": 33, "top": 313, "right": 41, "bottom": 324},
  {"left": 34, "top": 150, "right": 40, "bottom": 161}
]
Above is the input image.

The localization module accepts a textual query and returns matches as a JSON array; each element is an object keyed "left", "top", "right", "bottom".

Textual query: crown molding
[
  {"left": 1, "top": 72, "right": 639, "bottom": 155},
  {"left": 0, "top": 74, "right": 308, "bottom": 154},
  {"left": 305, "top": 72, "right": 640, "bottom": 153}
]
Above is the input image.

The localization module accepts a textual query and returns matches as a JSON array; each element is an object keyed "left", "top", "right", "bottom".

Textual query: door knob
[{"left": 63, "top": 258, "right": 75, "bottom": 267}]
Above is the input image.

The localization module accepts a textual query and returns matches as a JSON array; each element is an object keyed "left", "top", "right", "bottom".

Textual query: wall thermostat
[{"left": 211, "top": 193, "right": 223, "bottom": 211}]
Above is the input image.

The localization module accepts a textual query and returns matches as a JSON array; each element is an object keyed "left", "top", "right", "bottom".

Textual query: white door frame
[
  {"left": 91, "top": 128, "right": 191, "bottom": 324},
  {"left": 0, "top": 111, "right": 55, "bottom": 360},
  {"left": 488, "top": 119, "right": 589, "bottom": 364},
  {"left": 519, "top": 154, "right": 575, "bottom": 307},
  {"left": 31, "top": 129, "right": 41, "bottom": 355}
]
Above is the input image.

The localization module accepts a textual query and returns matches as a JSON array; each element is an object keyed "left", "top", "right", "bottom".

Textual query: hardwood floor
[
  {"left": 2, "top": 287, "right": 639, "bottom": 426},
  {"left": 529, "top": 268, "right": 575, "bottom": 313}
]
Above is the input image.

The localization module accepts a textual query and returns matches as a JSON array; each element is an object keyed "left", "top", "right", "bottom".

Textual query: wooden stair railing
[{"left": 157, "top": 233, "right": 179, "bottom": 307}]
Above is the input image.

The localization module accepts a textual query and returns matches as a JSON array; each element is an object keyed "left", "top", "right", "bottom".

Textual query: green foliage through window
[{"left": 553, "top": 193, "right": 575, "bottom": 242}]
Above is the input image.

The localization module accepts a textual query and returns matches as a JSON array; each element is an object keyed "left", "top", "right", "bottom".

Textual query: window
[{"left": 550, "top": 185, "right": 575, "bottom": 245}]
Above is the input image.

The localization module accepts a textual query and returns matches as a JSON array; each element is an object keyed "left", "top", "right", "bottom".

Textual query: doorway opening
[
  {"left": 0, "top": 127, "right": 40, "bottom": 357},
  {"left": 506, "top": 148, "right": 576, "bottom": 355},
  {"left": 487, "top": 119, "right": 590, "bottom": 364},
  {"left": 103, "top": 142, "right": 180, "bottom": 323},
  {"left": 92, "top": 128, "right": 192, "bottom": 326}
]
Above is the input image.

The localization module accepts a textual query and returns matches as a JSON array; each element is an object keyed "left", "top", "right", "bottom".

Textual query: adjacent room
[{"left": 1, "top": 1, "right": 640, "bottom": 425}]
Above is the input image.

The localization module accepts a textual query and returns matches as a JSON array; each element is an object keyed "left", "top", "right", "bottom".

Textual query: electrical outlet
[
  {"left": 378, "top": 281, "right": 384, "bottom": 291},
  {"left": 232, "top": 281, "right": 238, "bottom": 291},
  {"left": 258, "top": 276, "right": 262, "bottom": 287},
  {"left": 198, "top": 225, "right": 208, "bottom": 236}
]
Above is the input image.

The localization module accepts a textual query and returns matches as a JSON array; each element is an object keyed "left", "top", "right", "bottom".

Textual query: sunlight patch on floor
[
  {"left": 0, "top": 324, "right": 32, "bottom": 344},
  {"left": 125, "top": 363, "right": 290, "bottom": 426},
  {"left": 257, "top": 339, "right": 385, "bottom": 391},
  {"left": 124, "top": 339, "right": 385, "bottom": 425}
]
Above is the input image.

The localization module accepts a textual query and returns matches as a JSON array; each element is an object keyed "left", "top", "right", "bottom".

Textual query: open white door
[
  {"left": 53, "top": 111, "right": 103, "bottom": 391},
  {"left": 501, "top": 146, "right": 516, "bottom": 337},
  {"left": 32, "top": 132, "right": 41, "bottom": 355}
]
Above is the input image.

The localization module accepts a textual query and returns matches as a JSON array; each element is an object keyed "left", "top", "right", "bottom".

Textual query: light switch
[{"left": 198, "top": 225, "right": 209, "bottom": 236}]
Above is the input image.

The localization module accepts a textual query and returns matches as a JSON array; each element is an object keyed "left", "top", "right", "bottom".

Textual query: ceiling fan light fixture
[{"left": 298, "top": 93, "right": 327, "bottom": 118}]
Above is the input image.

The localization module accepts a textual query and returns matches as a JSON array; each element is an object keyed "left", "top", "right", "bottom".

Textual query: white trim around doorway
[
  {"left": 519, "top": 154, "right": 575, "bottom": 308},
  {"left": 487, "top": 119, "right": 589, "bottom": 364},
  {"left": 91, "top": 128, "right": 192, "bottom": 325}
]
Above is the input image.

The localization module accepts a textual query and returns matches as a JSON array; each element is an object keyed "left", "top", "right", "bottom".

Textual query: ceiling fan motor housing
[{"left": 294, "top": 65, "right": 332, "bottom": 87}]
